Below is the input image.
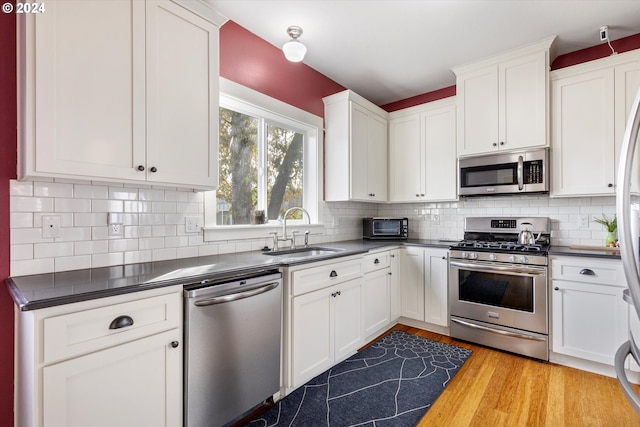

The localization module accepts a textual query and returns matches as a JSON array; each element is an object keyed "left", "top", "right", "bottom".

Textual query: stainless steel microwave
[
  {"left": 458, "top": 148, "right": 549, "bottom": 197},
  {"left": 363, "top": 218, "right": 408, "bottom": 240}
]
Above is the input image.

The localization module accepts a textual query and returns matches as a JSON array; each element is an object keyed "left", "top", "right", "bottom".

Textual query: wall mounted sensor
[{"left": 600, "top": 26, "right": 609, "bottom": 42}]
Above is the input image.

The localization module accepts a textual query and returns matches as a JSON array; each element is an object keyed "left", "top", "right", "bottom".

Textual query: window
[
  {"left": 209, "top": 86, "right": 320, "bottom": 231},
  {"left": 218, "top": 106, "right": 304, "bottom": 224}
]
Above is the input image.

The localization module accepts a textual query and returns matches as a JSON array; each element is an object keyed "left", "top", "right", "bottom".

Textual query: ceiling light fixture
[{"left": 282, "top": 25, "right": 307, "bottom": 62}]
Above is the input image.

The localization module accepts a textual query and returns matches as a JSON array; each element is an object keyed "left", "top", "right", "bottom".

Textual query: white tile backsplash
[{"left": 9, "top": 178, "right": 621, "bottom": 276}]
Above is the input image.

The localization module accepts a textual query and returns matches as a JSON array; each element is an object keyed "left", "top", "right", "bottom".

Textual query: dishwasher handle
[{"left": 193, "top": 281, "right": 280, "bottom": 307}]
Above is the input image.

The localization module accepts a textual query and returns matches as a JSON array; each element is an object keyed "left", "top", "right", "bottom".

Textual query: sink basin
[{"left": 262, "top": 246, "right": 345, "bottom": 258}]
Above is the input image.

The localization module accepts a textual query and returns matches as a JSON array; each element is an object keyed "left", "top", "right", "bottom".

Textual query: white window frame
[{"left": 203, "top": 78, "right": 323, "bottom": 242}]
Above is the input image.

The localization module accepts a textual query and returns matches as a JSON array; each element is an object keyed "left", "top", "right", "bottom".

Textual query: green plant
[{"left": 593, "top": 214, "right": 617, "bottom": 232}]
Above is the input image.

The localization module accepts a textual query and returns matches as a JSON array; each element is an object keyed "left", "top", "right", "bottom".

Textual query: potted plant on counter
[{"left": 594, "top": 214, "right": 617, "bottom": 247}]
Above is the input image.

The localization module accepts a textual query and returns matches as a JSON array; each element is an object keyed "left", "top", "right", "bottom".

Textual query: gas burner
[{"left": 451, "top": 239, "right": 548, "bottom": 254}]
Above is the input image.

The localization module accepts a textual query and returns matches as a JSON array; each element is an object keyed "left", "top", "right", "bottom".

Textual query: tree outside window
[{"left": 218, "top": 107, "right": 304, "bottom": 225}]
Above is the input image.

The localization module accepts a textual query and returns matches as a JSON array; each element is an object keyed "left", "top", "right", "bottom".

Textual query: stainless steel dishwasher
[{"left": 184, "top": 269, "right": 283, "bottom": 427}]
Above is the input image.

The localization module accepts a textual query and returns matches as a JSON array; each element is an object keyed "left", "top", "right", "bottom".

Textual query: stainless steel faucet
[
  {"left": 268, "top": 207, "right": 311, "bottom": 251},
  {"left": 283, "top": 207, "right": 311, "bottom": 241}
]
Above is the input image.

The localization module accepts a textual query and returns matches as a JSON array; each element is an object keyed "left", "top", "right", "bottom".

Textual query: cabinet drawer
[
  {"left": 43, "top": 292, "right": 181, "bottom": 364},
  {"left": 363, "top": 252, "right": 390, "bottom": 273},
  {"left": 551, "top": 258, "right": 626, "bottom": 286},
  {"left": 292, "top": 258, "right": 363, "bottom": 296}
]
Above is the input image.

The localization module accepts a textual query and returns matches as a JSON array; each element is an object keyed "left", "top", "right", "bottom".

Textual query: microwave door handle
[{"left": 517, "top": 155, "right": 524, "bottom": 190}]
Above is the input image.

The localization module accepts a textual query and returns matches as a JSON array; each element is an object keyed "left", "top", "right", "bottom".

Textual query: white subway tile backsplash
[
  {"left": 54, "top": 198, "right": 91, "bottom": 213},
  {"left": 92, "top": 252, "right": 124, "bottom": 268},
  {"left": 34, "top": 181, "right": 74, "bottom": 198},
  {"left": 34, "top": 242, "right": 73, "bottom": 259},
  {"left": 74, "top": 240, "right": 108, "bottom": 255},
  {"left": 11, "top": 196, "right": 54, "bottom": 212},
  {"left": 9, "top": 178, "right": 621, "bottom": 276},
  {"left": 55, "top": 255, "right": 91, "bottom": 272},
  {"left": 11, "top": 244, "right": 33, "bottom": 261},
  {"left": 10, "top": 212, "right": 33, "bottom": 228},
  {"left": 74, "top": 184, "right": 109, "bottom": 199}
]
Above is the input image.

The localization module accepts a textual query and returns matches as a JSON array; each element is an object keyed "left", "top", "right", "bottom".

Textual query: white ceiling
[{"left": 207, "top": 0, "right": 640, "bottom": 106}]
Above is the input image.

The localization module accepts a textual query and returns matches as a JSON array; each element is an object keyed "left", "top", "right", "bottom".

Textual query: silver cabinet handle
[
  {"left": 194, "top": 282, "right": 279, "bottom": 306},
  {"left": 579, "top": 268, "right": 595, "bottom": 275}
]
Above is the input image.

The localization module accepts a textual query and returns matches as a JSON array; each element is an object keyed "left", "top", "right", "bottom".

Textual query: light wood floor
[{"left": 385, "top": 324, "right": 640, "bottom": 427}]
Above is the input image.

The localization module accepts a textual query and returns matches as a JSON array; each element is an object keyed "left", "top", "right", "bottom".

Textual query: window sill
[{"left": 203, "top": 223, "right": 324, "bottom": 242}]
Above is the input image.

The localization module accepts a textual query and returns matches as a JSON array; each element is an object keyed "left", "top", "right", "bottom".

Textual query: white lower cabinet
[
  {"left": 287, "top": 257, "right": 364, "bottom": 389},
  {"left": 42, "top": 330, "right": 181, "bottom": 427},
  {"left": 389, "top": 249, "right": 401, "bottom": 321},
  {"left": 362, "top": 252, "right": 392, "bottom": 338},
  {"left": 400, "top": 247, "right": 448, "bottom": 327},
  {"left": 15, "top": 286, "right": 183, "bottom": 427},
  {"left": 551, "top": 256, "right": 628, "bottom": 366}
]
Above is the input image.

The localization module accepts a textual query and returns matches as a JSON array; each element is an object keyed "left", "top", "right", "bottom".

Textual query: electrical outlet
[
  {"left": 579, "top": 214, "right": 589, "bottom": 228},
  {"left": 42, "top": 215, "right": 62, "bottom": 238},
  {"left": 432, "top": 215, "right": 440, "bottom": 225},
  {"left": 109, "top": 223, "right": 123, "bottom": 237},
  {"left": 185, "top": 216, "right": 202, "bottom": 233}
]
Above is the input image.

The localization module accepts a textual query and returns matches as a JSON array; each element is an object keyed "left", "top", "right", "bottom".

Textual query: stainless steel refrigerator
[{"left": 615, "top": 85, "right": 640, "bottom": 414}]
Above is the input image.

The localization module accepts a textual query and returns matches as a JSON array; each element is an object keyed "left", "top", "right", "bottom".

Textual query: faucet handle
[
  {"left": 268, "top": 231, "right": 279, "bottom": 251},
  {"left": 291, "top": 230, "right": 300, "bottom": 250},
  {"left": 304, "top": 230, "right": 310, "bottom": 247}
]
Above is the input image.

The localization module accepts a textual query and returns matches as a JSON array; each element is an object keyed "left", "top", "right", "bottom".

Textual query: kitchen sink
[{"left": 262, "top": 246, "right": 345, "bottom": 257}]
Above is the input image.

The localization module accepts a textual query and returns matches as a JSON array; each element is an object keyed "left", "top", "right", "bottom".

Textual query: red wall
[
  {"left": 219, "top": 21, "right": 345, "bottom": 117},
  {"left": 0, "top": 10, "right": 16, "bottom": 427}
]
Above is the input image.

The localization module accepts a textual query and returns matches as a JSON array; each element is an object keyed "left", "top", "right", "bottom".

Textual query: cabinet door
[
  {"left": 400, "top": 247, "right": 425, "bottom": 321},
  {"left": 457, "top": 66, "right": 499, "bottom": 156},
  {"left": 42, "top": 329, "right": 182, "bottom": 427},
  {"left": 424, "top": 250, "right": 449, "bottom": 327},
  {"left": 333, "top": 278, "right": 364, "bottom": 361},
  {"left": 146, "top": 0, "right": 219, "bottom": 189},
  {"left": 552, "top": 280, "right": 628, "bottom": 365},
  {"left": 363, "top": 268, "right": 390, "bottom": 337},
  {"left": 368, "top": 113, "right": 388, "bottom": 201},
  {"left": 26, "top": 0, "right": 146, "bottom": 181},
  {"left": 292, "top": 286, "right": 333, "bottom": 386},
  {"left": 551, "top": 68, "right": 615, "bottom": 196},
  {"left": 423, "top": 103, "right": 457, "bottom": 201},
  {"left": 350, "top": 103, "right": 371, "bottom": 200},
  {"left": 389, "top": 249, "right": 401, "bottom": 321},
  {"left": 615, "top": 60, "right": 640, "bottom": 194},
  {"left": 389, "top": 114, "right": 422, "bottom": 202},
  {"left": 499, "top": 51, "right": 547, "bottom": 152}
]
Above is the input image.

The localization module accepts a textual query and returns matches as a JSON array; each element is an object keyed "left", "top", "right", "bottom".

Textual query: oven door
[{"left": 449, "top": 259, "right": 548, "bottom": 334}]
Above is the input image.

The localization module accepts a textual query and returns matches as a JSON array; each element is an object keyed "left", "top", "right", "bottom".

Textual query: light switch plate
[
  {"left": 186, "top": 216, "right": 202, "bottom": 233},
  {"left": 42, "top": 215, "right": 62, "bottom": 238}
]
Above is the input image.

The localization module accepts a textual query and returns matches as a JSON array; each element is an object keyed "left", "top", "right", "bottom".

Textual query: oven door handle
[
  {"left": 451, "top": 318, "right": 546, "bottom": 342},
  {"left": 449, "top": 260, "right": 546, "bottom": 276}
]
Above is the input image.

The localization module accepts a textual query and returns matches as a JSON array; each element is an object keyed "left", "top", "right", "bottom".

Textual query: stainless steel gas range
[{"left": 448, "top": 217, "right": 551, "bottom": 360}]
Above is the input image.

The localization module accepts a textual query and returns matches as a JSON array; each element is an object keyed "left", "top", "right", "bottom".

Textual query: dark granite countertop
[
  {"left": 548, "top": 245, "right": 622, "bottom": 259},
  {"left": 7, "top": 239, "right": 451, "bottom": 311}
]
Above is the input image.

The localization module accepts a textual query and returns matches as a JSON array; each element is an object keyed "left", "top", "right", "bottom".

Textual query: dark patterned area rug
[{"left": 244, "top": 330, "right": 472, "bottom": 427}]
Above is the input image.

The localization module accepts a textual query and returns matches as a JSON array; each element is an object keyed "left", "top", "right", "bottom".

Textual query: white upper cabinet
[
  {"left": 17, "top": 0, "right": 225, "bottom": 190},
  {"left": 389, "top": 97, "right": 457, "bottom": 202},
  {"left": 550, "top": 49, "right": 640, "bottom": 197},
  {"left": 323, "top": 90, "right": 388, "bottom": 202},
  {"left": 452, "top": 37, "right": 556, "bottom": 157}
]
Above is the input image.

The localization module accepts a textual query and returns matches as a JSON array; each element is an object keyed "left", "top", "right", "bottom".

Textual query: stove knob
[
  {"left": 461, "top": 252, "right": 468, "bottom": 259},
  {"left": 469, "top": 252, "right": 478, "bottom": 260},
  {"left": 509, "top": 255, "right": 517, "bottom": 263},
  {"left": 488, "top": 254, "right": 497, "bottom": 261},
  {"left": 520, "top": 256, "right": 529, "bottom": 263}
]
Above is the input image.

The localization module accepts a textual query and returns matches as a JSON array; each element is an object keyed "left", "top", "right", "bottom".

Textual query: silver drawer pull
[
  {"left": 109, "top": 315, "right": 134, "bottom": 330},
  {"left": 579, "top": 268, "right": 596, "bottom": 276}
]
